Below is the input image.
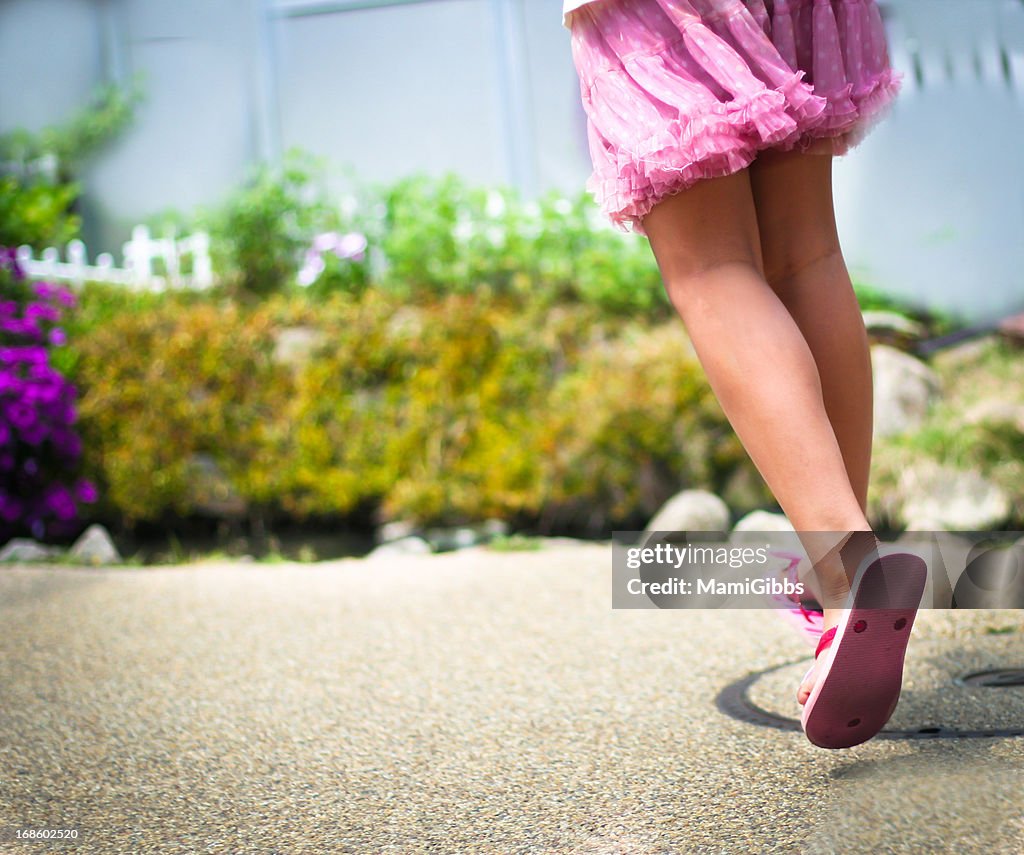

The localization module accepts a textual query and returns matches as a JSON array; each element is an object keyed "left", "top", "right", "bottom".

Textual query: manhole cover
[
  {"left": 957, "top": 669, "right": 1024, "bottom": 688},
  {"left": 717, "top": 638, "right": 1024, "bottom": 740}
]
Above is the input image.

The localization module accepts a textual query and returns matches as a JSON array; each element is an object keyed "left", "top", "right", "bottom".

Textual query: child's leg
[
  {"left": 748, "top": 144, "right": 873, "bottom": 513},
  {"left": 640, "top": 169, "right": 873, "bottom": 703}
]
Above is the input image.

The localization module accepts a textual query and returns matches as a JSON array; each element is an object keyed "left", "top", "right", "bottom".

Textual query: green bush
[
  {"left": 64, "top": 286, "right": 767, "bottom": 532},
  {"left": 0, "top": 78, "right": 142, "bottom": 249},
  {"left": 368, "top": 173, "right": 668, "bottom": 317},
  {"left": 201, "top": 149, "right": 344, "bottom": 299},
  {"left": 0, "top": 176, "right": 80, "bottom": 248},
  {"left": 154, "top": 153, "right": 952, "bottom": 330}
]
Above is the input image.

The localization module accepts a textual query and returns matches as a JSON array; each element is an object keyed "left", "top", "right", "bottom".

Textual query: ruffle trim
[{"left": 573, "top": 0, "right": 905, "bottom": 234}]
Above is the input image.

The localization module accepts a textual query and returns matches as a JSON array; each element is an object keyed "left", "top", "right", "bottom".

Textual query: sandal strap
[
  {"left": 815, "top": 625, "right": 837, "bottom": 659},
  {"left": 769, "top": 550, "right": 825, "bottom": 620}
]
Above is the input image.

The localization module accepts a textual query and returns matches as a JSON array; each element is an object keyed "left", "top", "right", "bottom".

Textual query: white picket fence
[{"left": 16, "top": 225, "right": 214, "bottom": 291}]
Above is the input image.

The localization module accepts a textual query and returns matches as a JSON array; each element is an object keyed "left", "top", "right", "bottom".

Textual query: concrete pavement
[{"left": 1, "top": 543, "right": 1023, "bottom": 854}]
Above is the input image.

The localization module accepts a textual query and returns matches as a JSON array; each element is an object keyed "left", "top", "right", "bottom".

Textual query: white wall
[{"left": 1, "top": 0, "right": 1022, "bottom": 321}]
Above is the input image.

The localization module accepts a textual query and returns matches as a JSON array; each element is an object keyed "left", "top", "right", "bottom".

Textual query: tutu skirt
[{"left": 568, "top": 0, "right": 903, "bottom": 233}]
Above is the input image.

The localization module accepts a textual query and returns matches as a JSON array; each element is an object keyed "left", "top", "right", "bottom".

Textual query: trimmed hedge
[{"left": 65, "top": 286, "right": 770, "bottom": 533}]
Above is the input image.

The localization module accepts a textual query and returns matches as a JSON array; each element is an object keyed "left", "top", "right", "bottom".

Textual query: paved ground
[{"left": 1, "top": 543, "right": 1023, "bottom": 854}]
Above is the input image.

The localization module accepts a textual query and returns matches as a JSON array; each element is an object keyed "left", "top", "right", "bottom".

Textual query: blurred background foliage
[
  {"left": 0, "top": 77, "right": 144, "bottom": 249},
  {"left": 5, "top": 82, "right": 1013, "bottom": 546}
]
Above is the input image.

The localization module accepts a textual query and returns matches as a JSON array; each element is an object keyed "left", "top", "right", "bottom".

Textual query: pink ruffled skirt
[{"left": 568, "top": 0, "right": 903, "bottom": 233}]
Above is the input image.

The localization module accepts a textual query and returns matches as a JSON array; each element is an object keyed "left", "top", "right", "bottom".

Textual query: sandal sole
[{"left": 800, "top": 548, "right": 928, "bottom": 749}]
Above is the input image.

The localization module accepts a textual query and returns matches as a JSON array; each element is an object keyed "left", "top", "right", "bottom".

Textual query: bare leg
[
  {"left": 749, "top": 142, "right": 873, "bottom": 512},
  {"left": 640, "top": 167, "right": 872, "bottom": 704}
]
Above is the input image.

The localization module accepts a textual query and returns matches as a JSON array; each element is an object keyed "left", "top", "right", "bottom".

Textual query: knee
[
  {"left": 661, "top": 257, "right": 766, "bottom": 307},
  {"left": 762, "top": 242, "right": 844, "bottom": 291}
]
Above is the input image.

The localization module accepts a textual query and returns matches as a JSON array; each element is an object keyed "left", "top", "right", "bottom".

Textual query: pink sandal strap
[{"left": 815, "top": 625, "right": 837, "bottom": 659}]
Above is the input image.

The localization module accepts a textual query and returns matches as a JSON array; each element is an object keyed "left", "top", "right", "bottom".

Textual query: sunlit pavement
[{"left": 1, "top": 544, "right": 1022, "bottom": 854}]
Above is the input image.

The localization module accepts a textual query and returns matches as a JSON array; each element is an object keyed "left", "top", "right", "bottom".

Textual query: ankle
[{"left": 810, "top": 530, "right": 882, "bottom": 610}]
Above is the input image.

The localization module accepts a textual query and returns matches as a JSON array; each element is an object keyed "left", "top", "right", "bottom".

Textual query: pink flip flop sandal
[
  {"left": 767, "top": 550, "right": 824, "bottom": 647},
  {"left": 799, "top": 544, "right": 928, "bottom": 749}
]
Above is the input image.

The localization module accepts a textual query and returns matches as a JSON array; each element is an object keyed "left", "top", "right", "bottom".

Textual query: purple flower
[
  {"left": 0, "top": 345, "right": 48, "bottom": 363},
  {"left": 19, "top": 421, "right": 49, "bottom": 446},
  {"left": 5, "top": 400, "right": 37, "bottom": 430},
  {"left": 312, "top": 231, "right": 342, "bottom": 253},
  {"left": 297, "top": 251, "right": 326, "bottom": 287},
  {"left": 0, "top": 492, "right": 23, "bottom": 523},
  {"left": 45, "top": 485, "right": 78, "bottom": 521},
  {"left": 0, "top": 318, "right": 42, "bottom": 339},
  {"left": 0, "top": 266, "right": 89, "bottom": 535},
  {"left": 1, "top": 249, "right": 25, "bottom": 281},
  {"left": 26, "top": 303, "right": 61, "bottom": 323},
  {"left": 0, "top": 368, "right": 19, "bottom": 393},
  {"left": 336, "top": 232, "right": 368, "bottom": 262},
  {"left": 75, "top": 480, "right": 98, "bottom": 503},
  {"left": 51, "top": 428, "right": 82, "bottom": 458}
]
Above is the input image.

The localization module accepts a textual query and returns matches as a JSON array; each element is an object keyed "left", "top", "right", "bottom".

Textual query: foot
[
  {"left": 795, "top": 532, "right": 877, "bottom": 704},
  {"left": 797, "top": 606, "right": 845, "bottom": 704}
]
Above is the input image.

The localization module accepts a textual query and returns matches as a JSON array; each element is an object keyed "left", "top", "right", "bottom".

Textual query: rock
[
  {"left": 951, "top": 538, "right": 1024, "bottom": 608},
  {"left": 376, "top": 519, "right": 419, "bottom": 545},
  {"left": 272, "top": 325, "right": 326, "bottom": 367},
  {"left": 480, "top": 518, "right": 510, "bottom": 539},
  {"left": 68, "top": 524, "right": 123, "bottom": 566},
  {"left": 929, "top": 337, "right": 994, "bottom": 374},
  {"left": 871, "top": 345, "right": 942, "bottom": 438},
  {"left": 644, "top": 489, "right": 730, "bottom": 534},
  {"left": 422, "top": 520, "right": 510, "bottom": 551},
  {"left": 961, "top": 400, "right": 1024, "bottom": 432},
  {"left": 730, "top": 510, "right": 798, "bottom": 552},
  {"left": 182, "top": 453, "right": 248, "bottom": 517},
  {"left": 364, "top": 536, "right": 432, "bottom": 559},
  {"left": 0, "top": 538, "right": 65, "bottom": 563},
  {"left": 862, "top": 310, "right": 926, "bottom": 349},
  {"left": 731, "top": 510, "right": 794, "bottom": 533},
  {"left": 892, "top": 531, "right": 969, "bottom": 609},
  {"left": 897, "top": 462, "right": 1011, "bottom": 530}
]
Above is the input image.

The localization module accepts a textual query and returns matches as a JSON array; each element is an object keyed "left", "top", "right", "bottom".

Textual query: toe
[{"left": 797, "top": 663, "right": 817, "bottom": 705}]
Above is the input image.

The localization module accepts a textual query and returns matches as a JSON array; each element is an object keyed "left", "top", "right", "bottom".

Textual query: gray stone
[
  {"left": 376, "top": 519, "right": 419, "bottom": 545},
  {"left": 0, "top": 538, "right": 65, "bottom": 563},
  {"left": 897, "top": 462, "right": 1011, "bottom": 530},
  {"left": 862, "top": 310, "right": 926, "bottom": 343},
  {"left": 730, "top": 509, "right": 794, "bottom": 534},
  {"left": 68, "top": 524, "right": 123, "bottom": 566},
  {"left": 729, "top": 511, "right": 801, "bottom": 556},
  {"left": 183, "top": 453, "right": 248, "bottom": 517},
  {"left": 892, "top": 531, "right": 971, "bottom": 609},
  {"left": 364, "top": 536, "right": 432, "bottom": 559},
  {"left": 423, "top": 520, "right": 511, "bottom": 551},
  {"left": 271, "top": 325, "right": 326, "bottom": 367},
  {"left": 961, "top": 399, "right": 1024, "bottom": 432},
  {"left": 871, "top": 344, "right": 942, "bottom": 438},
  {"left": 480, "top": 518, "right": 510, "bottom": 539},
  {"left": 929, "top": 337, "right": 994, "bottom": 373},
  {"left": 644, "top": 489, "right": 729, "bottom": 533}
]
